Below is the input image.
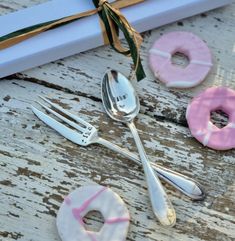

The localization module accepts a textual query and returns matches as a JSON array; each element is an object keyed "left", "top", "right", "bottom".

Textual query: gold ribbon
[{"left": 99, "top": 0, "right": 142, "bottom": 54}]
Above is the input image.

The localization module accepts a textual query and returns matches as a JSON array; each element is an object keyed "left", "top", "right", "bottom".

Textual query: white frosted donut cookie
[
  {"left": 56, "top": 185, "right": 130, "bottom": 241},
  {"left": 149, "top": 31, "right": 213, "bottom": 88}
]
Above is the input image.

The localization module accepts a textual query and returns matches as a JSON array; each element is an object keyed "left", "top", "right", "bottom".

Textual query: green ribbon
[{"left": 93, "top": 0, "right": 145, "bottom": 81}]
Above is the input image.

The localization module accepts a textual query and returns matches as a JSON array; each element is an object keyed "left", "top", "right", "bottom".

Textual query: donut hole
[
  {"left": 171, "top": 52, "right": 190, "bottom": 68},
  {"left": 83, "top": 210, "right": 105, "bottom": 232},
  {"left": 210, "top": 110, "right": 229, "bottom": 128}
]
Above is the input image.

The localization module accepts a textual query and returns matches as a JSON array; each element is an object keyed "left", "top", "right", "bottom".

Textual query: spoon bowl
[{"left": 102, "top": 70, "right": 140, "bottom": 123}]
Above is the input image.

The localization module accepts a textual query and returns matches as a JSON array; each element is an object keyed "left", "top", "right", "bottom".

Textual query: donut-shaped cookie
[
  {"left": 186, "top": 87, "right": 235, "bottom": 150},
  {"left": 149, "top": 31, "right": 213, "bottom": 88},
  {"left": 57, "top": 185, "right": 130, "bottom": 241}
]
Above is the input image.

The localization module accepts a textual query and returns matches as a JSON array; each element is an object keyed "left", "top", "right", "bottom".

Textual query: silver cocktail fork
[{"left": 31, "top": 96, "right": 205, "bottom": 200}]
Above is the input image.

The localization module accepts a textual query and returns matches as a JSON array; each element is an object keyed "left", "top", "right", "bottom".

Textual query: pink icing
[
  {"left": 72, "top": 187, "right": 107, "bottom": 225},
  {"left": 105, "top": 217, "right": 130, "bottom": 224},
  {"left": 72, "top": 208, "right": 85, "bottom": 225},
  {"left": 186, "top": 86, "right": 235, "bottom": 150},
  {"left": 149, "top": 31, "right": 213, "bottom": 88}
]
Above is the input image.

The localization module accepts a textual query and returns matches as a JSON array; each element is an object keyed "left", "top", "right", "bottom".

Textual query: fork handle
[{"left": 96, "top": 137, "right": 205, "bottom": 201}]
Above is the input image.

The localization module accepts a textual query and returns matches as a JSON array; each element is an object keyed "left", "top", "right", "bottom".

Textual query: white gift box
[{"left": 0, "top": 0, "right": 231, "bottom": 78}]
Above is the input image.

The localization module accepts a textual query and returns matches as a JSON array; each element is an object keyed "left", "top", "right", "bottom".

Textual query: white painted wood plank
[
  {"left": 0, "top": 1, "right": 235, "bottom": 241},
  {"left": 0, "top": 80, "right": 234, "bottom": 241}
]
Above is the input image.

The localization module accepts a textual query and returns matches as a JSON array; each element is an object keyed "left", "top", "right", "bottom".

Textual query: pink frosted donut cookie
[
  {"left": 149, "top": 31, "right": 213, "bottom": 88},
  {"left": 57, "top": 185, "right": 130, "bottom": 241},
  {"left": 186, "top": 87, "right": 235, "bottom": 150}
]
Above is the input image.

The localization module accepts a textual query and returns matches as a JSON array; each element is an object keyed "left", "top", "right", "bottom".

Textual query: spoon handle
[
  {"left": 96, "top": 137, "right": 205, "bottom": 200},
  {"left": 127, "top": 122, "right": 176, "bottom": 227}
]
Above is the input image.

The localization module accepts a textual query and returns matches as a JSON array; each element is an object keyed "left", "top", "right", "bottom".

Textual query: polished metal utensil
[
  {"left": 101, "top": 70, "right": 176, "bottom": 226},
  {"left": 31, "top": 96, "right": 205, "bottom": 201}
]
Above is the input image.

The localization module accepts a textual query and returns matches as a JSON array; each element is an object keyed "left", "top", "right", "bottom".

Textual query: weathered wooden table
[{"left": 0, "top": 1, "right": 235, "bottom": 241}]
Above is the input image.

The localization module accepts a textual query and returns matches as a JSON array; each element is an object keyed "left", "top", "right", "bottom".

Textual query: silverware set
[{"left": 32, "top": 70, "right": 205, "bottom": 227}]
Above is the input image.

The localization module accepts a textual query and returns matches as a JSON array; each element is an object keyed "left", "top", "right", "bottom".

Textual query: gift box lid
[{"left": 0, "top": 0, "right": 232, "bottom": 78}]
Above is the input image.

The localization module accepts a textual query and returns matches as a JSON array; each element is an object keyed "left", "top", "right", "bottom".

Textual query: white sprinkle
[
  {"left": 203, "top": 122, "right": 214, "bottom": 146},
  {"left": 208, "top": 122, "right": 214, "bottom": 130},
  {"left": 166, "top": 81, "right": 200, "bottom": 88},
  {"left": 186, "top": 105, "right": 190, "bottom": 120},
  {"left": 203, "top": 134, "right": 210, "bottom": 146},
  {"left": 191, "top": 60, "right": 213, "bottom": 67},
  {"left": 149, "top": 48, "right": 171, "bottom": 58},
  {"left": 196, "top": 130, "right": 205, "bottom": 136},
  {"left": 227, "top": 122, "right": 235, "bottom": 128}
]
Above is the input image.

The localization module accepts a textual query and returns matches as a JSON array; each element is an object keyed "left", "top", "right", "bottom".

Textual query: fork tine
[
  {"left": 31, "top": 105, "right": 83, "bottom": 145},
  {"left": 36, "top": 101, "right": 85, "bottom": 133},
  {"left": 39, "top": 96, "right": 93, "bottom": 128}
]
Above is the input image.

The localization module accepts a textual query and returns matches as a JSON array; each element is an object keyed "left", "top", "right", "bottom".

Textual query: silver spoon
[{"left": 101, "top": 70, "right": 176, "bottom": 227}]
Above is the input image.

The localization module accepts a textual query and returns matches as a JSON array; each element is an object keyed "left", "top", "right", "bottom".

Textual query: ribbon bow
[{"left": 0, "top": 0, "right": 146, "bottom": 81}]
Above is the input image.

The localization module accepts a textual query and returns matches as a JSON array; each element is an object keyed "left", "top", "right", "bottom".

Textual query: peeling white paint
[{"left": 0, "top": 1, "right": 235, "bottom": 241}]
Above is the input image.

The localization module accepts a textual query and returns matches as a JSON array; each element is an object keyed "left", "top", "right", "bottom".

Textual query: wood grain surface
[{"left": 0, "top": 1, "right": 235, "bottom": 241}]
